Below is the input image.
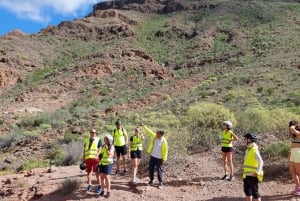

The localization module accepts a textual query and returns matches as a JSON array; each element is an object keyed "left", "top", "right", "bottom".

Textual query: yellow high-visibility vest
[
  {"left": 130, "top": 135, "right": 143, "bottom": 151},
  {"left": 84, "top": 137, "right": 100, "bottom": 159},
  {"left": 242, "top": 145, "right": 263, "bottom": 182},
  {"left": 99, "top": 146, "right": 113, "bottom": 165},
  {"left": 221, "top": 130, "right": 233, "bottom": 147}
]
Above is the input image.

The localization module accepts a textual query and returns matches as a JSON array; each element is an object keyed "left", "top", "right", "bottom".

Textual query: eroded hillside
[{"left": 0, "top": 0, "right": 299, "bottom": 191}]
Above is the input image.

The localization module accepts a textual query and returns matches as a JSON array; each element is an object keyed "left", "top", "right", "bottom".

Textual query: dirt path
[{"left": 0, "top": 151, "right": 298, "bottom": 201}]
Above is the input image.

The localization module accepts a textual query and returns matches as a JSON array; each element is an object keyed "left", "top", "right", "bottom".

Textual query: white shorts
[{"left": 290, "top": 148, "right": 300, "bottom": 163}]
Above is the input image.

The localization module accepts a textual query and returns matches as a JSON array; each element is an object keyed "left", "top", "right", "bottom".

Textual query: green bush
[
  {"left": 263, "top": 140, "right": 290, "bottom": 158},
  {"left": 236, "top": 106, "right": 300, "bottom": 139},
  {"left": 19, "top": 159, "right": 48, "bottom": 171},
  {"left": 183, "top": 102, "right": 236, "bottom": 150}
]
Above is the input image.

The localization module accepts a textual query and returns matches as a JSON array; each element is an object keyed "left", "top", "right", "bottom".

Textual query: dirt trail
[{"left": 0, "top": 151, "right": 298, "bottom": 201}]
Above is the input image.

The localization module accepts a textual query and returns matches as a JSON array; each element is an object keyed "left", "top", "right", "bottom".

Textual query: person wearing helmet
[
  {"left": 242, "top": 133, "right": 263, "bottom": 201},
  {"left": 221, "top": 120, "right": 238, "bottom": 181},
  {"left": 82, "top": 128, "right": 102, "bottom": 193},
  {"left": 98, "top": 134, "right": 115, "bottom": 198},
  {"left": 112, "top": 119, "right": 128, "bottom": 174},
  {"left": 289, "top": 120, "right": 300, "bottom": 196}
]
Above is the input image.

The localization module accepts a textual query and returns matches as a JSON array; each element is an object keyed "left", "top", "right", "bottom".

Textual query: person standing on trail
[
  {"left": 141, "top": 122, "right": 168, "bottom": 189},
  {"left": 220, "top": 120, "right": 238, "bottom": 181},
  {"left": 82, "top": 128, "right": 102, "bottom": 193},
  {"left": 242, "top": 133, "right": 263, "bottom": 201},
  {"left": 289, "top": 120, "right": 300, "bottom": 196},
  {"left": 98, "top": 134, "right": 115, "bottom": 198},
  {"left": 129, "top": 127, "right": 144, "bottom": 183},
  {"left": 112, "top": 119, "right": 128, "bottom": 174}
]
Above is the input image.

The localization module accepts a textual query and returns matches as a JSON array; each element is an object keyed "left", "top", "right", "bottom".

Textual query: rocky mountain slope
[{"left": 0, "top": 0, "right": 300, "bottom": 200}]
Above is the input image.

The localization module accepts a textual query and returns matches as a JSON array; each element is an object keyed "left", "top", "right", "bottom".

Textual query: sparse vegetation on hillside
[{"left": 0, "top": 0, "right": 300, "bottom": 173}]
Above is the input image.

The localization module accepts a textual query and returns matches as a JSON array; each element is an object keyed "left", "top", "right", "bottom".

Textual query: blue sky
[{"left": 0, "top": 0, "right": 104, "bottom": 36}]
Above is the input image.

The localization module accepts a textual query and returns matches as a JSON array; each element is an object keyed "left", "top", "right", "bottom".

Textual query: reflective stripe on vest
[
  {"left": 221, "top": 130, "right": 233, "bottom": 147},
  {"left": 130, "top": 135, "right": 143, "bottom": 151},
  {"left": 242, "top": 146, "right": 263, "bottom": 182},
  {"left": 84, "top": 137, "right": 99, "bottom": 159}
]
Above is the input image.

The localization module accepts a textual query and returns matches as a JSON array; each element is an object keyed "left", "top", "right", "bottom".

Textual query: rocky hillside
[{"left": 0, "top": 1, "right": 300, "bottom": 200}]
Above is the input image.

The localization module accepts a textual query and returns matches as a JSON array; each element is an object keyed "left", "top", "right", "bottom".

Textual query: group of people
[
  {"left": 221, "top": 120, "right": 263, "bottom": 201},
  {"left": 221, "top": 119, "right": 300, "bottom": 201},
  {"left": 81, "top": 118, "right": 300, "bottom": 200},
  {"left": 81, "top": 119, "right": 169, "bottom": 198}
]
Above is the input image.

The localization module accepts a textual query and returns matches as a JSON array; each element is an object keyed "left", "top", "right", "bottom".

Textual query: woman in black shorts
[
  {"left": 221, "top": 121, "right": 238, "bottom": 181},
  {"left": 130, "top": 127, "right": 144, "bottom": 183}
]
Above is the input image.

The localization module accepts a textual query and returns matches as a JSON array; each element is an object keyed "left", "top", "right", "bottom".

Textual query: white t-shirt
[{"left": 151, "top": 138, "right": 163, "bottom": 159}]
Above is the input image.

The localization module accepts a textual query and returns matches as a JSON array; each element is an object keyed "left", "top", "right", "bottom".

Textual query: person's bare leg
[
  {"left": 222, "top": 152, "right": 228, "bottom": 176},
  {"left": 228, "top": 153, "right": 234, "bottom": 176},
  {"left": 132, "top": 159, "right": 137, "bottom": 179},
  {"left": 246, "top": 196, "right": 252, "bottom": 201},
  {"left": 122, "top": 155, "right": 127, "bottom": 171}
]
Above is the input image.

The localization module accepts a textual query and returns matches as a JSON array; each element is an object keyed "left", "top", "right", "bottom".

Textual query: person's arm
[
  {"left": 129, "top": 136, "right": 133, "bottom": 152},
  {"left": 231, "top": 131, "right": 239, "bottom": 141},
  {"left": 253, "top": 150, "right": 263, "bottom": 176},
  {"left": 290, "top": 126, "right": 300, "bottom": 136},
  {"left": 123, "top": 128, "right": 128, "bottom": 145},
  {"left": 141, "top": 125, "right": 156, "bottom": 137},
  {"left": 96, "top": 139, "right": 103, "bottom": 158},
  {"left": 82, "top": 142, "right": 86, "bottom": 162},
  {"left": 106, "top": 145, "right": 115, "bottom": 157}
]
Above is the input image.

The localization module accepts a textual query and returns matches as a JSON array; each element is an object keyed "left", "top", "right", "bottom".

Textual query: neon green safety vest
[
  {"left": 99, "top": 146, "right": 113, "bottom": 165},
  {"left": 221, "top": 130, "right": 233, "bottom": 147},
  {"left": 242, "top": 145, "right": 264, "bottom": 182},
  {"left": 130, "top": 135, "right": 143, "bottom": 151},
  {"left": 113, "top": 128, "right": 126, "bottom": 146},
  {"left": 84, "top": 137, "right": 100, "bottom": 159}
]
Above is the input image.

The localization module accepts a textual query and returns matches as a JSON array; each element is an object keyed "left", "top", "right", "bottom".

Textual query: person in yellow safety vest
[
  {"left": 141, "top": 122, "right": 168, "bottom": 189},
  {"left": 82, "top": 129, "right": 102, "bottom": 193},
  {"left": 98, "top": 134, "right": 115, "bottom": 198},
  {"left": 243, "top": 133, "right": 264, "bottom": 201},
  {"left": 129, "top": 127, "right": 144, "bottom": 184},
  {"left": 112, "top": 119, "right": 128, "bottom": 174},
  {"left": 221, "top": 120, "right": 239, "bottom": 181}
]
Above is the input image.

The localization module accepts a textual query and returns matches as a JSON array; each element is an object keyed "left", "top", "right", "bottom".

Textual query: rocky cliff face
[{"left": 91, "top": 0, "right": 215, "bottom": 15}]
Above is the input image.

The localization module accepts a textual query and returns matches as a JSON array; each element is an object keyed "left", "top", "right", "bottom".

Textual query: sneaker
[
  {"left": 158, "top": 183, "right": 163, "bottom": 189},
  {"left": 227, "top": 175, "right": 234, "bottom": 181},
  {"left": 87, "top": 184, "right": 92, "bottom": 192},
  {"left": 106, "top": 192, "right": 111, "bottom": 198},
  {"left": 99, "top": 191, "right": 104, "bottom": 197},
  {"left": 221, "top": 174, "right": 229, "bottom": 180},
  {"left": 96, "top": 185, "right": 102, "bottom": 194},
  {"left": 148, "top": 181, "right": 154, "bottom": 186}
]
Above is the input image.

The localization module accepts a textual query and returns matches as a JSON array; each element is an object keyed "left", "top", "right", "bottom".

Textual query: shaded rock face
[{"left": 92, "top": 0, "right": 216, "bottom": 14}]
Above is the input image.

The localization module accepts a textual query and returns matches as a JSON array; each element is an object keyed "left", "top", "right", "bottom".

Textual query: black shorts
[
  {"left": 130, "top": 150, "right": 142, "bottom": 159},
  {"left": 115, "top": 145, "right": 127, "bottom": 157},
  {"left": 243, "top": 176, "right": 260, "bottom": 199},
  {"left": 221, "top": 147, "right": 233, "bottom": 153}
]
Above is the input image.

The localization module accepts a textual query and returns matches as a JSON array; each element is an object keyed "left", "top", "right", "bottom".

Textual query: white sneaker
[{"left": 131, "top": 178, "right": 138, "bottom": 184}]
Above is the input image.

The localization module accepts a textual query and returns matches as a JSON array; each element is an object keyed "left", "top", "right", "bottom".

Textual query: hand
[{"left": 252, "top": 172, "right": 258, "bottom": 177}]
